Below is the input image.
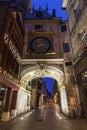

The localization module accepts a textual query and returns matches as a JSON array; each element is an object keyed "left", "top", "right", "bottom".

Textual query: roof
[{"left": 24, "top": 9, "right": 54, "bottom": 19}]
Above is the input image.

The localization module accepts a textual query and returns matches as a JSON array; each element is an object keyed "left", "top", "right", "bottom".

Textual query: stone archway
[{"left": 20, "top": 61, "right": 68, "bottom": 115}]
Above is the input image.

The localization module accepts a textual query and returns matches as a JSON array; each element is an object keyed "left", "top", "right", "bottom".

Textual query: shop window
[
  {"left": 63, "top": 43, "right": 70, "bottom": 53},
  {"left": 61, "top": 25, "right": 67, "bottom": 32},
  {"left": 65, "top": 61, "right": 72, "bottom": 66},
  {"left": 0, "top": 86, "right": 7, "bottom": 118}
]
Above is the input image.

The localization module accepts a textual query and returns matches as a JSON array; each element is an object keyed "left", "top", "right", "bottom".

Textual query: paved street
[{"left": 0, "top": 103, "right": 87, "bottom": 130}]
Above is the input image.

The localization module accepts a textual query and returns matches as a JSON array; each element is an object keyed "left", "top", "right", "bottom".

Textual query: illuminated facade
[
  {"left": 29, "top": 78, "right": 40, "bottom": 109},
  {"left": 21, "top": 7, "right": 76, "bottom": 116},
  {"left": 29, "top": 78, "right": 44, "bottom": 108},
  {"left": 63, "top": 0, "right": 87, "bottom": 117},
  {"left": 52, "top": 80, "right": 59, "bottom": 104},
  {"left": 0, "top": 1, "right": 32, "bottom": 121},
  {"left": 0, "top": 0, "right": 83, "bottom": 120},
  {"left": 40, "top": 81, "right": 47, "bottom": 105}
]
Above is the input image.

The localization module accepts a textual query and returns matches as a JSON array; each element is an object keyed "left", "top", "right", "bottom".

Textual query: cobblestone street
[{"left": 0, "top": 103, "right": 87, "bottom": 130}]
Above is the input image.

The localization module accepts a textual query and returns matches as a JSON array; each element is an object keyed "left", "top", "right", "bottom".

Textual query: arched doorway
[{"left": 20, "top": 64, "right": 68, "bottom": 115}]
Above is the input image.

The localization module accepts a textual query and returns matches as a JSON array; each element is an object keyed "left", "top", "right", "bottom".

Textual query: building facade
[
  {"left": 29, "top": 78, "right": 44, "bottom": 109},
  {"left": 0, "top": 1, "right": 32, "bottom": 121},
  {"left": 20, "top": 7, "right": 76, "bottom": 116},
  {"left": 63, "top": 0, "right": 87, "bottom": 117},
  {"left": 0, "top": 0, "right": 82, "bottom": 120}
]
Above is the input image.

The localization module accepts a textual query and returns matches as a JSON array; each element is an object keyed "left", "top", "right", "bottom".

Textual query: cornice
[
  {"left": 25, "top": 31, "right": 59, "bottom": 37},
  {"left": 24, "top": 18, "right": 61, "bottom": 24}
]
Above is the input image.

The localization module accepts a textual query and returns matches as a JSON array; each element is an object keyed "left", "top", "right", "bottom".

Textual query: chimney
[
  {"left": 52, "top": 9, "right": 56, "bottom": 17},
  {"left": 33, "top": 3, "right": 35, "bottom": 11},
  {"left": 46, "top": 3, "right": 48, "bottom": 12}
]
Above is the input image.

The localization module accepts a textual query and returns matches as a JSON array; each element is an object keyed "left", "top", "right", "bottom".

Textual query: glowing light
[
  {"left": 21, "top": 117, "right": 24, "bottom": 120},
  {"left": 20, "top": 110, "right": 34, "bottom": 120},
  {"left": 60, "top": 88, "right": 68, "bottom": 115},
  {"left": 56, "top": 112, "right": 62, "bottom": 120},
  {"left": 59, "top": 117, "right": 62, "bottom": 120}
]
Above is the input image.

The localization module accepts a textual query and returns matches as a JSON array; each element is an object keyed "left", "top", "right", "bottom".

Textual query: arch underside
[{"left": 20, "top": 65, "right": 64, "bottom": 90}]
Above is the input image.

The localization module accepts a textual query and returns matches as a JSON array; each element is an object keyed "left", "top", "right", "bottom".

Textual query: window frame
[
  {"left": 61, "top": 25, "right": 67, "bottom": 32},
  {"left": 63, "top": 43, "right": 70, "bottom": 53}
]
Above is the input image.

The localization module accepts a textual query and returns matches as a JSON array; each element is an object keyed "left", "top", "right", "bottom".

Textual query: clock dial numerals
[{"left": 30, "top": 38, "right": 51, "bottom": 53}]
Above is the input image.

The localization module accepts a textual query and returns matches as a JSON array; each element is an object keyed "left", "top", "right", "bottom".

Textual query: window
[
  {"left": 65, "top": 61, "right": 72, "bottom": 66},
  {"left": 29, "top": 80, "right": 36, "bottom": 87},
  {"left": 74, "top": 5, "right": 81, "bottom": 21},
  {"left": 71, "top": 0, "right": 78, "bottom": 8},
  {"left": 34, "top": 25, "right": 43, "bottom": 31},
  {"left": 85, "top": 0, "right": 87, "bottom": 5},
  {"left": 32, "top": 80, "right": 36, "bottom": 86},
  {"left": 63, "top": 43, "right": 70, "bottom": 53},
  {"left": 79, "top": 29, "right": 87, "bottom": 47},
  {"left": 82, "top": 72, "right": 87, "bottom": 81},
  {"left": 61, "top": 25, "right": 67, "bottom": 32}
]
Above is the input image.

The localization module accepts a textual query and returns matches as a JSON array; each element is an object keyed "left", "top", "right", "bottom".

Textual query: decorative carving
[
  {"left": 37, "top": 61, "right": 47, "bottom": 70},
  {"left": 29, "top": 37, "right": 52, "bottom": 53}
]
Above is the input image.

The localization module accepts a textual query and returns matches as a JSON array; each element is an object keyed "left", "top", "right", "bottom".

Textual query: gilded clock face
[{"left": 30, "top": 37, "right": 51, "bottom": 53}]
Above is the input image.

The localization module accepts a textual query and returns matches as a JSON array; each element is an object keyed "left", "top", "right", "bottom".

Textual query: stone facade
[
  {"left": 63, "top": 0, "right": 87, "bottom": 117},
  {"left": 21, "top": 8, "right": 76, "bottom": 116}
]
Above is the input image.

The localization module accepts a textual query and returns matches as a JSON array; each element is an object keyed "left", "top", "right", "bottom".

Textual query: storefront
[
  {"left": 0, "top": 74, "right": 19, "bottom": 121},
  {"left": 0, "top": 85, "right": 8, "bottom": 119},
  {"left": 17, "top": 88, "right": 31, "bottom": 114}
]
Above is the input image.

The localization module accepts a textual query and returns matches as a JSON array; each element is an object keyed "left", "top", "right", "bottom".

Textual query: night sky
[
  {"left": 43, "top": 77, "right": 55, "bottom": 95},
  {"left": 31, "top": 0, "right": 67, "bottom": 21}
]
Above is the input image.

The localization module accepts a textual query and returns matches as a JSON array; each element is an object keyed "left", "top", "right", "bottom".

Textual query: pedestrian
[{"left": 73, "top": 107, "right": 77, "bottom": 118}]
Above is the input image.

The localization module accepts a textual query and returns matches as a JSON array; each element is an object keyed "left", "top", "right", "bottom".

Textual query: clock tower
[
  {"left": 21, "top": 8, "right": 77, "bottom": 116},
  {"left": 24, "top": 9, "right": 63, "bottom": 55}
]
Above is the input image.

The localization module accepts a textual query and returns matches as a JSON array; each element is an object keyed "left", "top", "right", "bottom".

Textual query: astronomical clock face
[{"left": 29, "top": 37, "right": 51, "bottom": 53}]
